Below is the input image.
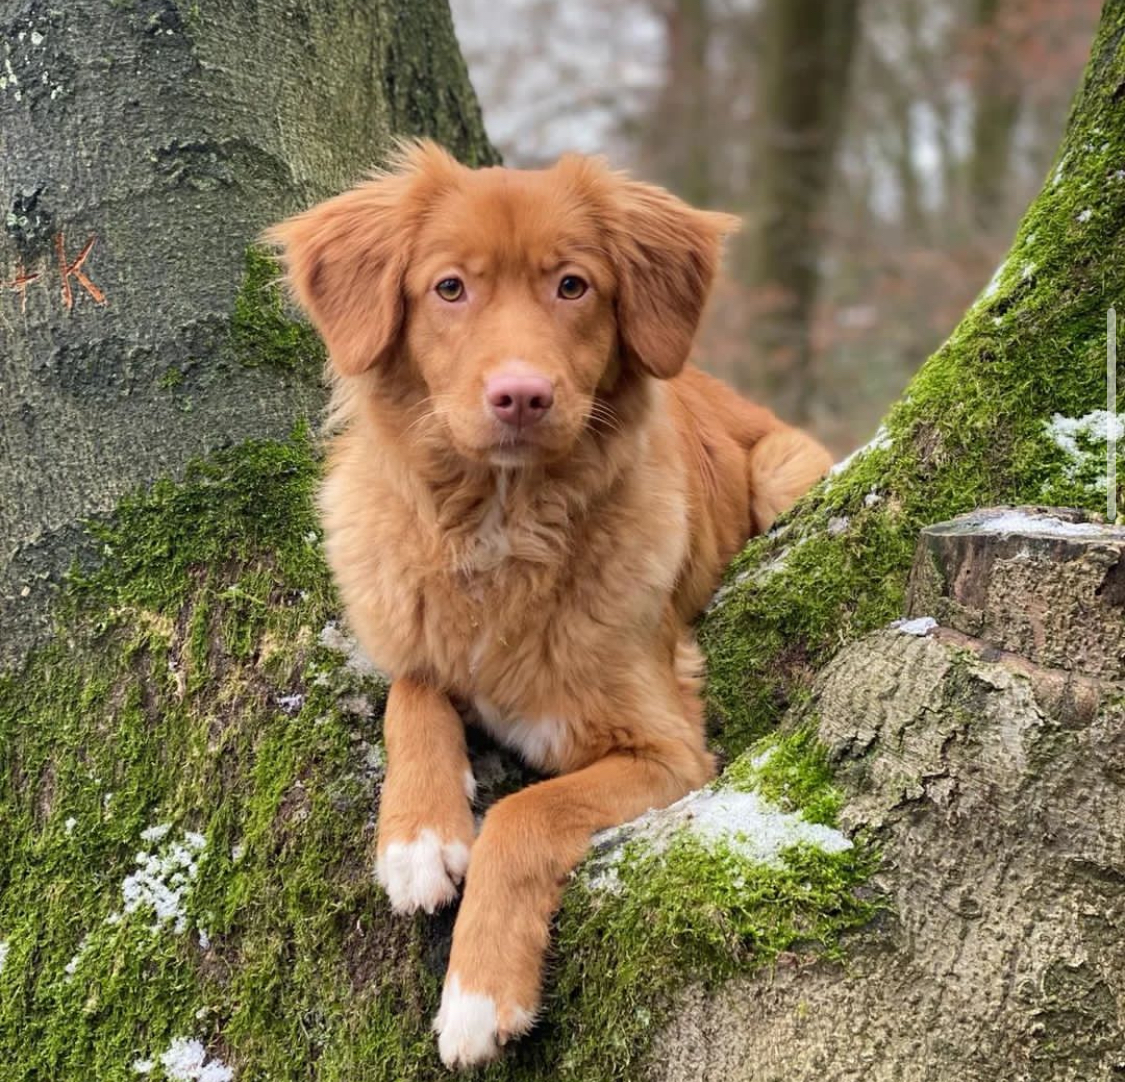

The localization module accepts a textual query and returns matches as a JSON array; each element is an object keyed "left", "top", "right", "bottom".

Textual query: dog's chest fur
[{"left": 325, "top": 439, "right": 690, "bottom": 770}]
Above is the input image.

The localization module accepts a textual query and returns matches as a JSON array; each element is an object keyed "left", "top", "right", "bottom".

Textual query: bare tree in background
[
  {"left": 967, "top": 0, "right": 1023, "bottom": 229},
  {"left": 642, "top": 0, "right": 714, "bottom": 206},
  {"left": 745, "top": 0, "right": 861, "bottom": 424}
]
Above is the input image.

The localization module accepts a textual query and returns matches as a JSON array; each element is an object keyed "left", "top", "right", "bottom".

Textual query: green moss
[
  {"left": 0, "top": 424, "right": 875, "bottom": 1080},
  {"left": 492, "top": 837, "right": 876, "bottom": 1082},
  {"left": 700, "top": 3, "right": 1125, "bottom": 754},
  {"left": 723, "top": 726, "right": 844, "bottom": 826},
  {"left": 230, "top": 247, "right": 326, "bottom": 381}
]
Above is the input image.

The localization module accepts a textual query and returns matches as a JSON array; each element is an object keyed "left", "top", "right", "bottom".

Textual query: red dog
[{"left": 268, "top": 141, "right": 830, "bottom": 1069}]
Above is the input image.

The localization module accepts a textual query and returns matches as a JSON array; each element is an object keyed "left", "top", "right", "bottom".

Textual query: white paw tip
[
  {"left": 435, "top": 975, "right": 500, "bottom": 1069},
  {"left": 376, "top": 829, "right": 470, "bottom": 915},
  {"left": 435, "top": 974, "right": 534, "bottom": 1069}
]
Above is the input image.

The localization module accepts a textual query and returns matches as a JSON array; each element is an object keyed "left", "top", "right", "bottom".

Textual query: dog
[{"left": 267, "top": 141, "right": 832, "bottom": 1069}]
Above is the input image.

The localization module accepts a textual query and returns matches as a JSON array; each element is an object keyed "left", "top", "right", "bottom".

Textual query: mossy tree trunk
[
  {"left": 0, "top": 0, "right": 496, "bottom": 667},
  {"left": 1, "top": 2, "right": 1124, "bottom": 1081}
]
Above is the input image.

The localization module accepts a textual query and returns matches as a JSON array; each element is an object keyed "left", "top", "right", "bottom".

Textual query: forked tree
[{"left": 0, "top": 1, "right": 1122, "bottom": 1079}]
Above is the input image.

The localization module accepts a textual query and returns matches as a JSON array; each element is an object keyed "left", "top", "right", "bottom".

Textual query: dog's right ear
[{"left": 264, "top": 141, "right": 460, "bottom": 377}]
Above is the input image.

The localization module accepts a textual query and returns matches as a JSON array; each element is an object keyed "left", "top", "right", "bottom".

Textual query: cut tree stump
[{"left": 907, "top": 506, "right": 1125, "bottom": 680}]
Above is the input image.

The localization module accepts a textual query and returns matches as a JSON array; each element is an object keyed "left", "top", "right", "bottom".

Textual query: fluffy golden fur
[{"left": 267, "top": 141, "right": 831, "bottom": 1069}]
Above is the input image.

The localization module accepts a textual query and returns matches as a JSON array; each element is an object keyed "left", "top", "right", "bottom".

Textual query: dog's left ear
[{"left": 609, "top": 180, "right": 740, "bottom": 380}]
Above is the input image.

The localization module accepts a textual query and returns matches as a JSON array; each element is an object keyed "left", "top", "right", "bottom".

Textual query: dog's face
[{"left": 268, "top": 142, "right": 737, "bottom": 467}]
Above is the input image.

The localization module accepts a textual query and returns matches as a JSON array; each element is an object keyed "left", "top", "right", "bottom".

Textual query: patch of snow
[
  {"left": 974, "top": 510, "right": 1108, "bottom": 538},
  {"left": 1021, "top": 262, "right": 1035, "bottom": 280},
  {"left": 827, "top": 516, "right": 849, "bottom": 536},
  {"left": 277, "top": 693, "right": 304, "bottom": 714},
  {"left": 864, "top": 491, "right": 883, "bottom": 508},
  {"left": 892, "top": 616, "right": 938, "bottom": 637},
  {"left": 140, "top": 823, "right": 172, "bottom": 844},
  {"left": 1047, "top": 411, "right": 1123, "bottom": 482},
  {"left": 0, "top": 940, "right": 8, "bottom": 974},
  {"left": 64, "top": 934, "right": 90, "bottom": 977},
  {"left": 29, "top": 29, "right": 44, "bottom": 46},
  {"left": 1077, "top": 208, "right": 1093, "bottom": 223},
  {"left": 1052, "top": 156, "right": 1068, "bottom": 187},
  {"left": 980, "top": 261, "right": 1007, "bottom": 299},
  {"left": 158, "top": 1037, "right": 233, "bottom": 1082},
  {"left": 590, "top": 788, "right": 851, "bottom": 887},
  {"left": 64, "top": 816, "right": 77, "bottom": 835},
  {"left": 132, "top": 1059, "right": 154, "bottom": 1075},
  {"left": 749, "top": 745, "right": 777, "bottom": 771},
  {"left": 121, "top": 829, "right": 207, "bottom": 934},
  {"left": 198, "top": 928, "right": 211, "bottom": 950}
]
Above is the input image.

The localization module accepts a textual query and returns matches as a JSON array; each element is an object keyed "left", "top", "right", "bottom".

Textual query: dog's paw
[
  {"left": 434, "top": 974, "right": 535, "bottom": 1070},
  {"left": 376, "top": 829, "right": 470, "bottom": 915}
]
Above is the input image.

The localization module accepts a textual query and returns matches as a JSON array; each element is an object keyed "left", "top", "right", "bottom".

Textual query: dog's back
[{"left": 668, "top": 365, "right": 832, "bottom": 619}]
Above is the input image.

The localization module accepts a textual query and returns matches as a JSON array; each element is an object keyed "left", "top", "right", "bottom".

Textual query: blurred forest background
[{"left": 450, "top": 0, "right": 1101, "bottom": 455}]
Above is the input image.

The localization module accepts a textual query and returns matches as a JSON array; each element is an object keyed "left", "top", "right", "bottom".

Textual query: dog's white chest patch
[{"left": 473, "top": 698, "right": 571, "bottom": 770}]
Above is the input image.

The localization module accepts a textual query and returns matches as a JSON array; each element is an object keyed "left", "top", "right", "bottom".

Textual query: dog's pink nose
[{"left": 485, "top": 374, "right": 555, "bottom": 427}]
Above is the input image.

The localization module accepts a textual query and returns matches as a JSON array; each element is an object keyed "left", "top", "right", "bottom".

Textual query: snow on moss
[
  {"left": 157, "top": 1036, "right": 233, "bottom": 1082},
  {"left": 828, "top": 424, "right": 891, "bottom": 478},
  {"left": 1046, "top": 410, "right": 1123, "bottom": 485},
  {"left": 119, "top": 829, "right": 207, "bottom": 935},
  {"left": 0, "top": 940, "right": 8, "bottom": 975},
  {"left": 608, "top": 789, "right": 852, "bottom": 869}
]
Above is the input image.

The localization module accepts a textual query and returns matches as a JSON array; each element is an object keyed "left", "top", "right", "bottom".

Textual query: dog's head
[{"left": 267, "top": 141, "right": 738, "bottom": 467}]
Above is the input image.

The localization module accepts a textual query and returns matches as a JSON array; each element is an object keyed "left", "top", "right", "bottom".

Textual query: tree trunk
[
  {"left": 968, "top": 0, "right": 1022, "bottom": 231},
  {"left": 644, "top": 0, "right": 713, "bottom": 207},
  {"left": 745, "top": 0, "right": 861, "bottom": 423},
  {"left": 2, "top": 2, "right": 1124, "bottom": 1080},
  {"left": 0, "top": 0, "right": 496, "bottom": 667}
]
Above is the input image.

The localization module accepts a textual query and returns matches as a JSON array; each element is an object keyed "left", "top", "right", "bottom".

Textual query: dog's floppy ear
[
  {"left": 264, "top": 141, "right": 460, "bottom": 377},
  {"left": 608, "top": 179, "right": 740, "bottom": 380}
]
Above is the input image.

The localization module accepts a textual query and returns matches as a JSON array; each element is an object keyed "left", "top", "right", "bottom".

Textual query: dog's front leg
[
  {"left": 376, "top": 677, "right": 476, "bottom": 914},
  {"left": 433, "top": 740, "right": 712, "bottom": 1068}
]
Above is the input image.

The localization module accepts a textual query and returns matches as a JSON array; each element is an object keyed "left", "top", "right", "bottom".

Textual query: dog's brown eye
[
  {"left": 435, "top": 277, "right": 464, "bottom": 302},
  {"left": 558, "top": 275, "right": 588, "bottom": 300}
]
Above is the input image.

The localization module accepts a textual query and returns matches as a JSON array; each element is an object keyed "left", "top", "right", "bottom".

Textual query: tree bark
[
  {"left": 0, "top": 0, "right": 496, "bottom": 666},
  {"left": 644, "top": 0, "right": 714, "bottom": 207}
]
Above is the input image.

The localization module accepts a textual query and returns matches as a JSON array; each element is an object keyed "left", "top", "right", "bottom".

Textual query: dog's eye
[
  {"left": 435, "top": 277, "right": 465, "bottom": 302},
  {"left": 558, "top": 275, "right": 588, "bottom": 300}
]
